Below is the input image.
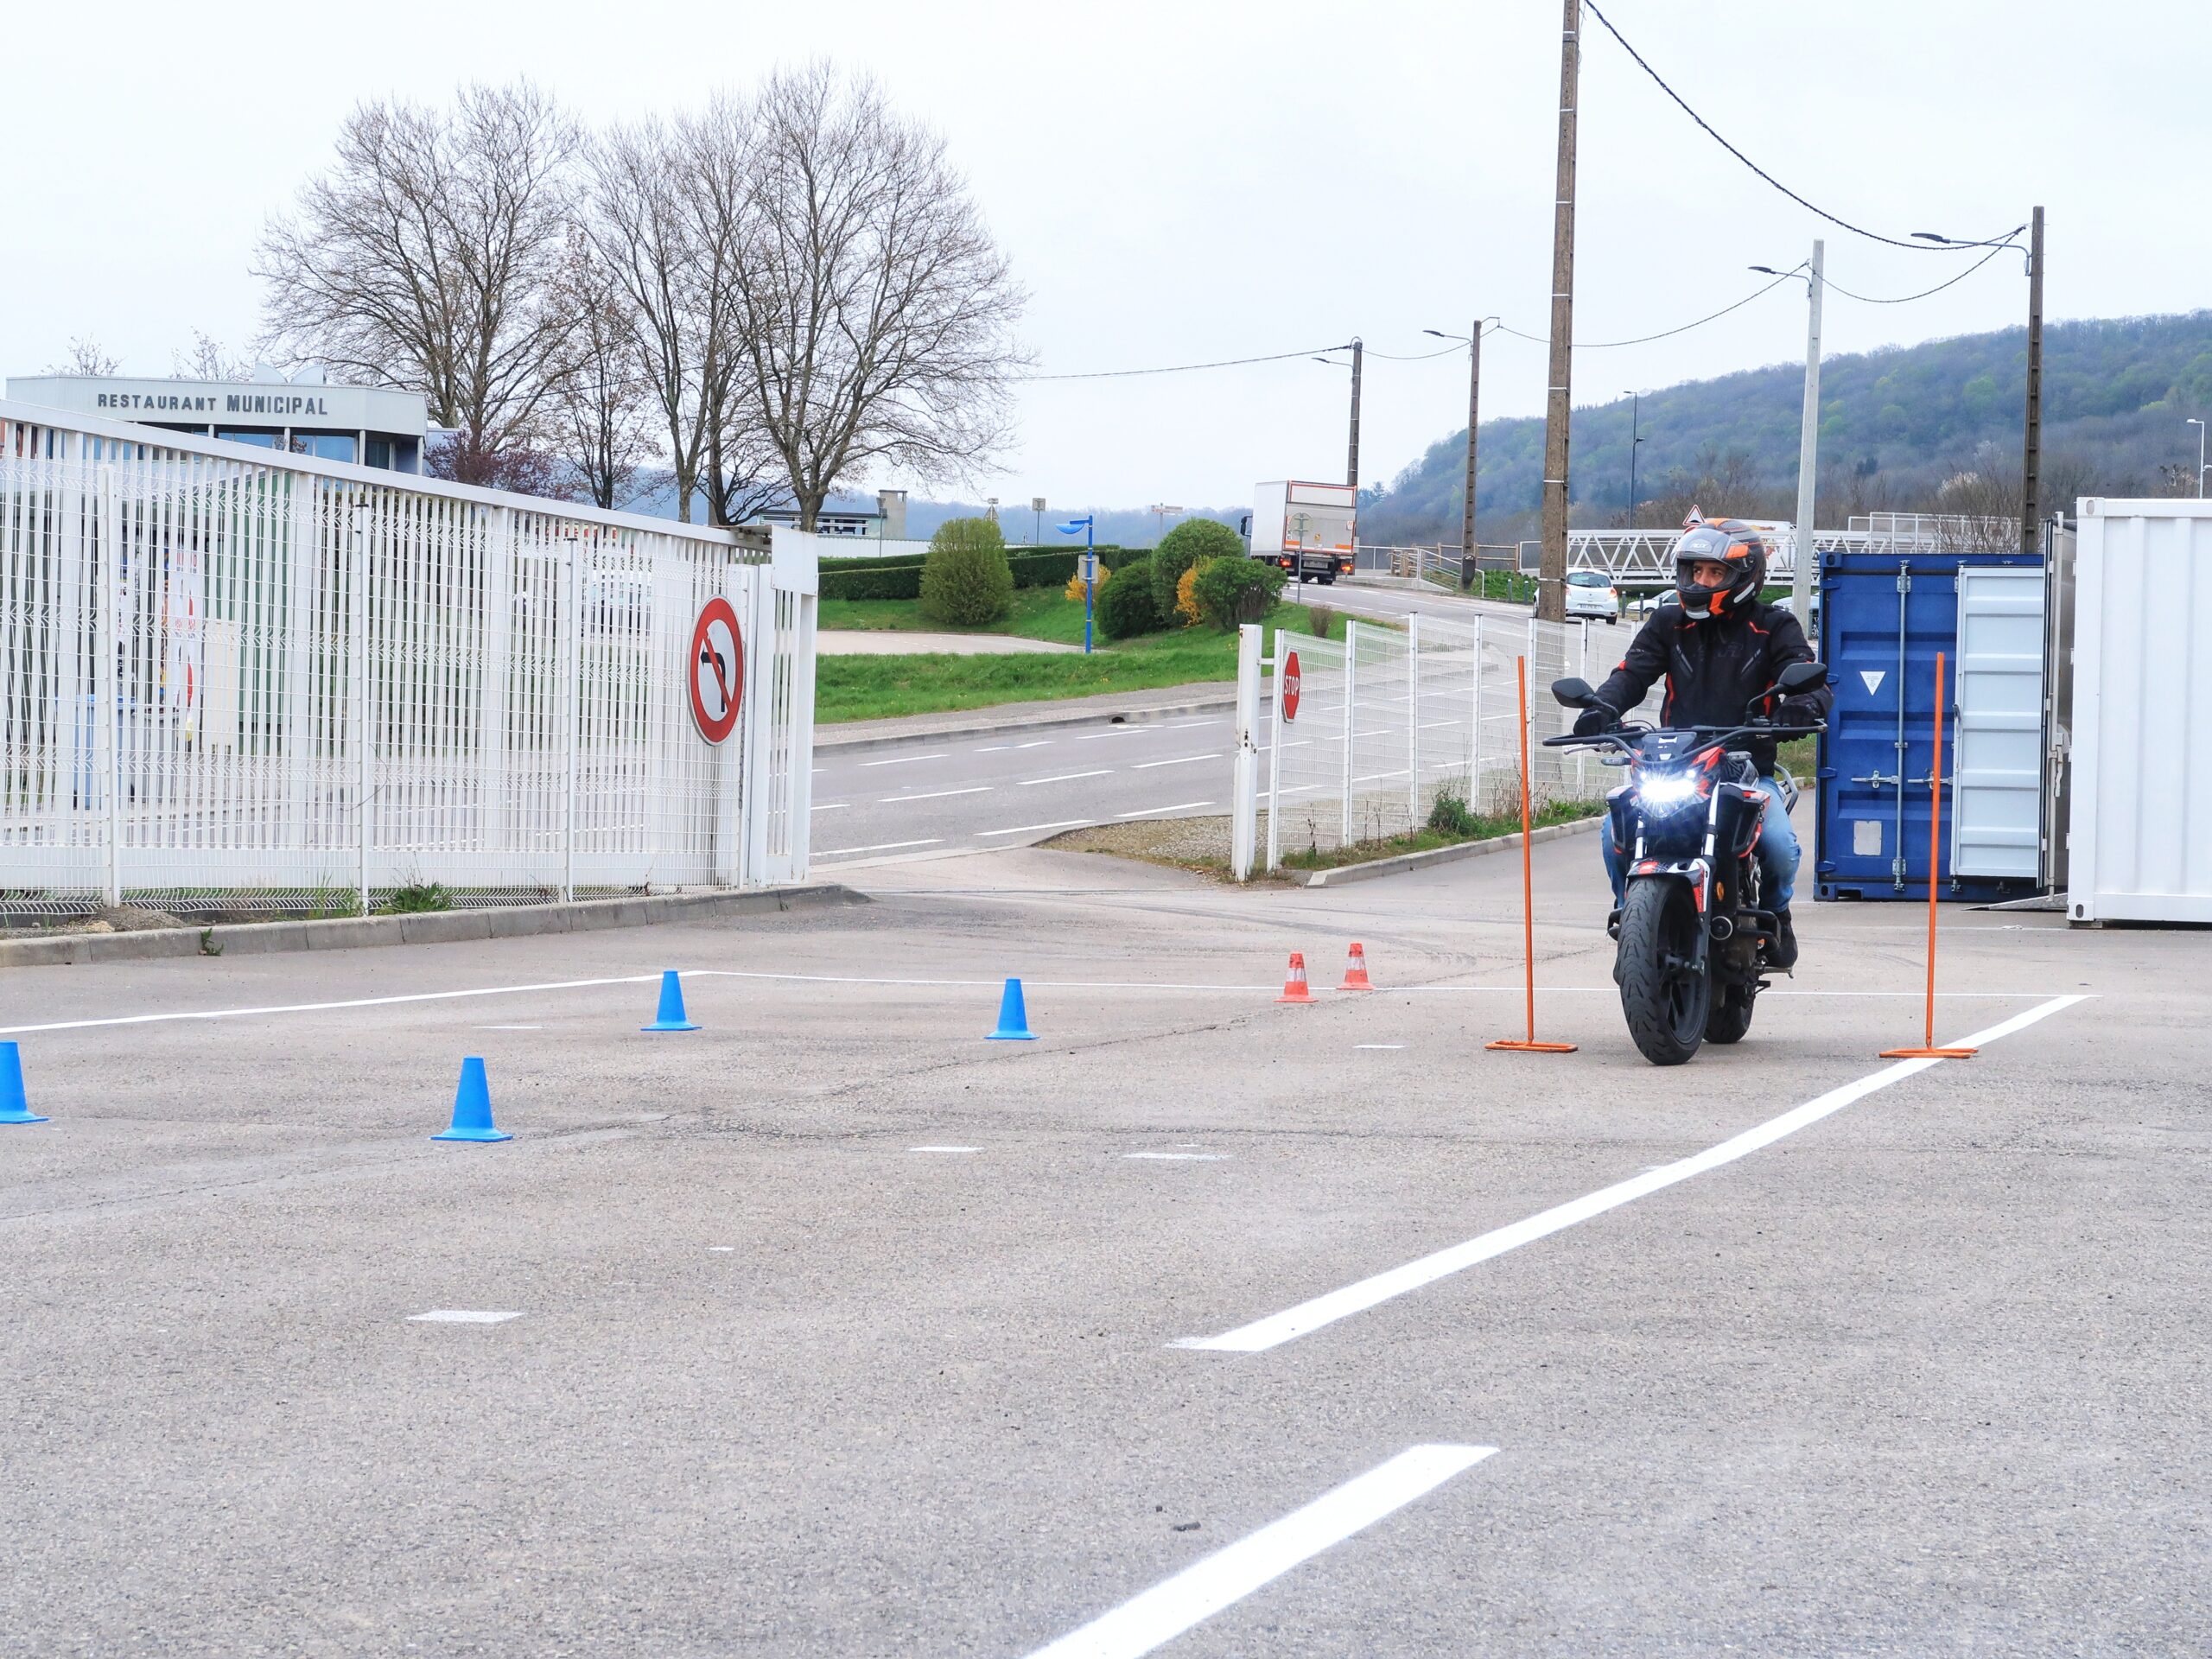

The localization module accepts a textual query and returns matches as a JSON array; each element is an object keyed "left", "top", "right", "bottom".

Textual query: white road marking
[
  {"left": 910, "top": 1145, "right": 981, "bottom": 1154},
  {"left": 709, "top": 1246, "right": 736, "bottom": 1252},
  {"left": 880, "top": 785, "right": 992, "bottom": 803},
  {"left": 1014, "top": 740, "right": 1053, "bottom": 749},
  {"left": 1073, "top": 729, "right": 1143, "bottom": 741},
  {"left": 1133, "top": 753, "right": 1223, "bottom": 770},
  {"left": 1125, "top": 1152, "right": 1228, "bottom": 1161},
  {"left": 976, "top": 820, "right": 1093, "bottom": 838},
  {"left": 1116, "top": 801, "right": 1214, "bottom": 817},
  {"left": 478, "top": 1024, "right": 543, "bottom": 1031},
  {"left": 1022, "top": 1444, "right": 1496, "bottom": 1659},
  {"left": 817, "top": 838, "right": 944, "bottom": 856},
  {"left": 1022, "top": 769, "right": 1113, "bottom": 786},
  {"left": 1354, "top": 1043, "right": 1406, "bottom": 1050},
  {"left": 975, "top": 744, "right": 1014, "bottom": 753},
  {"left": 1173, "top": 995, "right": 2085, "bottom": 1354},
  {"left": 859, "top": 752, "right": 950, "bottom": 767},
  {"left": 408, "top": 1310, "right": 522, "bottom": 1324},
  {"left": 810, "top": 802, "right": 850, "bottom": 811},
  {"left": 0, "top": 978, "right": 2075, "bottom": 1039}
]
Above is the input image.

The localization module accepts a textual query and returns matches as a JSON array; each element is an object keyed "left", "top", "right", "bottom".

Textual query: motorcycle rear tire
[
  {"left": 1618, "top": 880, "right": 1712, "bottom": 1066},
  {"left": 1705, "top": 983, "right": 1756, "bottom": 1045}
]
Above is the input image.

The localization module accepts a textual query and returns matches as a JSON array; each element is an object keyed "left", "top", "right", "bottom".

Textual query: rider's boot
[{"left": 1770, "top": 908, "right": 1799, "bottom": 970}]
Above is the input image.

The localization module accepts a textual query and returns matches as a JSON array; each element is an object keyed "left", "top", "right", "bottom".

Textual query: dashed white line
[
  {"left": 880, "top": 785, "right": 993, "bottom": 803},
  {"left": 1021, "top": 769, "right": 1114, "bottom": 786},
  {"left": 1013, "top": 740, "right": 1053, "bottom": 749},
  {"left": 859, "top": 752, "right": 950, "bottom": 767},
  {"left": 810, "top": 802, "right": 850, "bottom": 811},
  {"left": 817, "top": 838, "right": 944, "bottom": 856},
  {"left": 1133, "top": 753, "right": 1222, "bottom": 770},
  {"left": 976, "top": 819, "right": 1092, "bottom": 838},
  {"left": 1073, "top": 729, "right": 1143, "bottom": 741},
  {"left": 1125, "top": 1152, "right": 1229, "bottom": 1161},
  {"left": 1354, "top": 1043, "right": 1406, "bottom": 1050},
  {"left": 910, "top": 1145, "right": 981, "bottom": 1154},
  {"left": 1173, "top": 994, "right": 2088, "bottom": 1354},
  {"left": 1116, "top": 800, "right": 1214, "bottom": 817},
  {"left": 408, "top": 1310, "right": 522, "bottom": 1325},
  {"left": 1022, "top": 1445, "right": 1497, "bottom": 1659}
]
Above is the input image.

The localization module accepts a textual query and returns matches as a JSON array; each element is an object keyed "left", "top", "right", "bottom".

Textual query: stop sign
[{"left": 1282, "top": 650, "right": 1302, "bottom": 722}]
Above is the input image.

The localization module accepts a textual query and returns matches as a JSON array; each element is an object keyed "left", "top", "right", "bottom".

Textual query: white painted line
[
  {"left": 1132, "top": 753, "right": 1223, "bottom": 770},
  {"left": 1354, "top": 1043, "right": 1406, "bottom": 1051},
  {"left": 975, "top": 744, "right": 1014, "bottom": 753},
  {"left": 1125, "top": 1152, "right": 1229, "bottom": 1161},
  {"left": 1, "top": 973, "right": 665, "bottom": 1037},
  {"left": 1014, "top": 740, "right": 1054, "bottom": 749},
  {"left": 1116, "top": 801, "right": 1214, "bottom": 817},
  {"left": 817, "top": 838, "right": 944, "bottom": 856},
  {"left": 1022, "top": 1444, "right": 1496, "bottom": 1659},
  {"left": 1021, "top": 769, "right": 1114, "bottom": 786},
  {"left": 977, "top": 819, "right": 1093, "bottom": 838},
  {"left": 880, "top": 785, "right": 992, "bottom": 803},
  {"left": 1073, "top": 729, "right": 1143, "bottom": 741},
  {"left": 408, "top": 1310, "right": 522, "bottom": 1324},
  {"left": 478, "top": 1024, "right": 543, "bottom": 1031},
  {"left": 709, "top": 1246, "right": 736, "bottom": 1252},
  {"left": 859, "top": 752, "right": 950, "bottom": 767},
  {"left": 810, "top": 802, "right": 851, "bottom": 812},
  {"left": 910, "top": 1145, "right": 981, "bottom": 1154},
  {"left": 1175, "top": 995, "right": 2087, "bottom": 1354}
]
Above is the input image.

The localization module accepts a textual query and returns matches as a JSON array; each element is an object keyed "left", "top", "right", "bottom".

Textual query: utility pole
[
  {"left": 2020, "top": 206, "right": 2044, "bottom": 553},
  {"left": 1345, "top": 336, "right": 1364, "bottom": 491},
  {"left": 1625, "top": 390, "right": 1644, "bottom": 529},
  {"left": 1792, "top": 239, "right": 1825, "bottom": 627},
  {"left": 1461, "top": 322, "right": 1481, "bottom": 586},
  {"left": 1536, "top": 0, "right": 1581, "bottom": 624}
]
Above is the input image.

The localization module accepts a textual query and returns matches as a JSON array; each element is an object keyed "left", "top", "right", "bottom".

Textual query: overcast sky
[{"left": 7, "top": 0, "right": 2206, "bottom": 511}]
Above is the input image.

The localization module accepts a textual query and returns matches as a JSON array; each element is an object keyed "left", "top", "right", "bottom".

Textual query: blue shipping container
[{"left": 1815, "top": 550, "right": 2043, "bottom": 903}]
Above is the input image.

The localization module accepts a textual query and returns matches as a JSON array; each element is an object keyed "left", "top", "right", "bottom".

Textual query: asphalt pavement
[{"left": 3, "top": 830, "right": 2204, "bottom": 1655}]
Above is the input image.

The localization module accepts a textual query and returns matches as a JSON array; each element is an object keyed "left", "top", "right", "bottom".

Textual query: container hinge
[{"left": 1896, "top": 569, "right": 1911, "bottom": 594}]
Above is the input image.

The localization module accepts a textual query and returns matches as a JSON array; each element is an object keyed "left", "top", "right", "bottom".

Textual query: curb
[
  {"left": 816, "top": 693, "right": 1237, "bottom": 756},
  {"left": 0, "top": 883, "right": 868, "bottom": 969},
  {"left": 1300, "top": 815, "right": 1604, "bottom": 888}
]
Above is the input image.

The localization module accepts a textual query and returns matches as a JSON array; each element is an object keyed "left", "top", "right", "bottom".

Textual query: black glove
[
  {"left": 1777, "top": 696, "right": 1824, "bottom": 730},
  {"left": 1573, "top": 703, "right": 1618, "bottom": 737}
]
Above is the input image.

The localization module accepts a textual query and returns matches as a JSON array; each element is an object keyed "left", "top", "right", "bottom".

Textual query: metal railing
[{"left": 0, "top": 402, "right": 817, "bottom": 917}]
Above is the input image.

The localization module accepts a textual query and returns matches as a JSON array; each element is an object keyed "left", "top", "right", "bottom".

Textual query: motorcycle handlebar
[{"left": 1540, "top": 722, "right": 1827, "bottom": 751}]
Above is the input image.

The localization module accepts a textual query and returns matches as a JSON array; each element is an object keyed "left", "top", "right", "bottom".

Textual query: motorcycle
[{"left": 1544, "top": 662, "right": 1828, "bottom": 1065}]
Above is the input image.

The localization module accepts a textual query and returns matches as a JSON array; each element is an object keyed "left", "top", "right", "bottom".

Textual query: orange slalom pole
[
  {"left": 1882, "top": 649, "right": 1977, "bottom": 1060},
  {"left": 1489, "top": 655, "right": 1576, "bottom": 1054}
]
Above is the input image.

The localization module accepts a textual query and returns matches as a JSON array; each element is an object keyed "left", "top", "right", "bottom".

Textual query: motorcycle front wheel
[{"left": 1617, "top": 880, "right": 1713, "bottom": 1065}]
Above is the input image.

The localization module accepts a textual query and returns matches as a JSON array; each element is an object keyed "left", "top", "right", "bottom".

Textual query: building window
[
  {"left": 288, "top": 433, "right": 356, "bottom": 463},
  {"left": 366, "top": 436, "right": 391, "bottom": 470},
  {"left": 217, "top": 429, "right": 281, "bottom": 449}
]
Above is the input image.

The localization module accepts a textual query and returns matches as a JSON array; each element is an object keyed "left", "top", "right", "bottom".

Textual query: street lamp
[
  {"left": 1056, "top": 514, "right": 1097, "bottom": 654},
  {"left": 1752, "top": 249, "right": 1825, "bottom": 627},
  {"left": 1622, "top": 389, "right": 1649, "bottom": 529},
  {"left": 1423, "top": 319, "right": 1499, "bottom": 589},
  {"left": 2190, "top": 419, "right": 2208, "bottom": 500}
]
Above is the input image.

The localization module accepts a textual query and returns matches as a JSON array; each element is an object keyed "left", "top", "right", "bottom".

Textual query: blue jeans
[{"left": 1602, "top": 776, "right": 1801, "bottom": 912}]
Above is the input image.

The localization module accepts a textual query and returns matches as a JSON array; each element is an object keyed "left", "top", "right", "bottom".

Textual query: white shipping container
[{"left": 2066, "top": 499, "right": 2212, "bottom": 923}]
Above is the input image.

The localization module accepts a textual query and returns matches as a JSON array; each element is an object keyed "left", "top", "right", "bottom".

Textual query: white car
[{"left": 1564, "top": 568, "right": 1622, "bottom": 623}]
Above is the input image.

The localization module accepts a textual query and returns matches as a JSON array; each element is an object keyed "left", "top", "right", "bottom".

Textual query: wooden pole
[{"left": 1536, "top": 0, "right": 1580, "bottom": 625}]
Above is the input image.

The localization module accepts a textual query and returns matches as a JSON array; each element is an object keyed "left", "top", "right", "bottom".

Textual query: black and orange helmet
[{"left": 1672, "top": 518, "right": 1767, "bottom": 618}]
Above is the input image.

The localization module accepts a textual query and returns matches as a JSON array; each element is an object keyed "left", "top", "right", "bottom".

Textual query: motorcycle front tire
[{"left": 1617, "top": 880, "right": 1713, "bottom": 1066}]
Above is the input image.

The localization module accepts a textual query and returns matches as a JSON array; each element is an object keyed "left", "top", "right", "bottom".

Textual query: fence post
[
  {"left": 1231, "top": 622, "right": 1261, "bottom": 880},
  {"left": 1405, "top": 613, "right": 1421, "bottom": 826},
  {"left": 480, "top": 507, "right": 513, "bottom": 874},
  {"left": 1340, "top": 620, "right": 1359, "bottom": 844},
  {"left": 100, "top": 465, "right": 121, "bottom": 907},
  {"left": 350, "top": 505, "right": 370, "bottom": 916},
  {"left": 282, "top": 476, "right": 316, "bottom": 850},
  {"left": 1266, "top": 626, "right": 1287, "bottom": 873},
  {"left": 1576, "top": 620, "right": 1591, "bottom": 796},
  {"left": 1470, "top": 613, "right": 1484, "bottom": 803},
  {"left": 1524, "top": 615, "right": 1539, "bottom": 804},
  {"left": 562, "top": 528, "right": 582, "bottom": 902}
]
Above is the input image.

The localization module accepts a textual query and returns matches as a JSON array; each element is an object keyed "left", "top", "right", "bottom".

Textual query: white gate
[{"left": 0, "top": 403, "right": 817, "bottom": 916}]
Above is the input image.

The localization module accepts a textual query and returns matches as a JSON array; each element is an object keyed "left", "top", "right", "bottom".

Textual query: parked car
[{"left": 1564, "top": 568, "right": 1621, "bottom": 623}]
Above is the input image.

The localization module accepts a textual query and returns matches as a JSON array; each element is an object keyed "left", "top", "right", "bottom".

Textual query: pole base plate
[
  {"left": 1878, "top": 1046, "right": 1980, "bottom": 1059},
  {"left": 1485, "top": 1039, "right": 1579, "bottom": 1053}
]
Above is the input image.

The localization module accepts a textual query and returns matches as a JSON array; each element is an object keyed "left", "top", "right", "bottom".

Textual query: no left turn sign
[
  {"left": 688, "top": 598, "right": 745, "bottom": 745},
  {"left": 1282, "top": 650, "right": 1302, "bottom": 722}
]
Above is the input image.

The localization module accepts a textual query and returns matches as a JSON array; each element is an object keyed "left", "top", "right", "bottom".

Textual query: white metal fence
[
  {"left": 0, "top": 402, "right": 817, "bottom": 917},
  {"left": 1230, "top": 613, "right": 1662, "bottom": 877}
]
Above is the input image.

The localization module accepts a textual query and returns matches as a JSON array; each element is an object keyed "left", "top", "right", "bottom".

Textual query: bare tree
[
  {"left": 548, "top": 236, "right": 656, "bottom": 511},
  {"left": 172, "top": 330, "right": 251, "bottom": 381},
  {"left": 47, "top": 338, "right": 120, "bottom": 376},
  {"left": 721, "top": 66, "right": 1027, "bottom": 531},
  {"left": 255, "top": 81, "right": 582, "bottom": 488}
]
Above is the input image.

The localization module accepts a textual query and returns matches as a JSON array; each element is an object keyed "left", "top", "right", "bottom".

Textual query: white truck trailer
[{"left": 1249, "top": 480, "right": 1356, "bottom": 585}]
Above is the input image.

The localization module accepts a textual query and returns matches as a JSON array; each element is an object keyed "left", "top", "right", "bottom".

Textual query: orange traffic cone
[
  {"left": 1339, "top": 942, "right": 1375, "bottom": 992},
  {"left": 1276, "top": 952, "right": 1316, "bottom": 1004}
]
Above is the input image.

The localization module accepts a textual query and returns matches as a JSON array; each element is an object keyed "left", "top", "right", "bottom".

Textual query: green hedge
[{"left": 818, "top": 543, "right": 1135, "bottom": 601}]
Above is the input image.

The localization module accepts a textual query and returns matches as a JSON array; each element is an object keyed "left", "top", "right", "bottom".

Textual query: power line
[
  {"left": 1496, "top": 268, "right": 1801, "bottom": 350},
  {"left": 1016, "top": 344, "right": 1351, "bottom": 382},
  {"left": 1582, "top": 0, "right": 2012, "bottom": 254},
  {"left": 1357, "top": 343, "right": 1464, "bottom": 361},
  {"left": 1823, "top": 240, "right": 2016, "bottom": 303}
]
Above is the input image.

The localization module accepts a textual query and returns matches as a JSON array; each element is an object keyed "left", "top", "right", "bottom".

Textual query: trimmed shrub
[
  {"left": 918, "top": 518, "right": 1014, "bottom": 626},
  {"left": 821, "top": 561, "right": 924, "bottom": 601},
  {"left": 1150, "top": 518, "right": 1247, "bottom": 622},
  {"left": 1096, "top": 556, "right": 1160, "bottom": 639},
  {"left": 1191, "top": 555, "right": 1286, "bottom": 630},
  {"left": 1304, "top": 603, "right": 1337, "bottom": 639}
]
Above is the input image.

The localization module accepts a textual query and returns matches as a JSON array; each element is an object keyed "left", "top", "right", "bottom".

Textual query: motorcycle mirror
[
  {"left": 1551, "top": 676, "right": 1597, "bottom": 708},
  {"left": 1776, "top": 660, "right": 1826, "bottom": 693}
]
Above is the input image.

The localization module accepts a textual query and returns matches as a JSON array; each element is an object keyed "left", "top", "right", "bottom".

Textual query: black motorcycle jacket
[{"left": 1587, "top": 597, "right": 1831, "bottom": 775}]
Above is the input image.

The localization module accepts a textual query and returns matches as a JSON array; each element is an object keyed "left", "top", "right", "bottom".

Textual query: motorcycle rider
[{"left": 1573, "top": 514, "right": 1832, "bottom": 969}]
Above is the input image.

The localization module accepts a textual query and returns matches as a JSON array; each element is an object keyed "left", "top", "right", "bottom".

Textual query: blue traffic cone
[
  {"left": 641, "top": 969, "right": 700, "bottom": 1033},
  {"left": 432, "top": 1057, "right": 512, "bottom": 1142},
  {"left": 0, "top": 1041, "right": 48, "bottom": 1125},
  {"left": 987, "top": 977, "right": 1037, "bottom": 1041}
]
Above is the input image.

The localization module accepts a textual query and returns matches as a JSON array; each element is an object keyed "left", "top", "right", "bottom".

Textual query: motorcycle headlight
[{"left": 1635, "top": 770, "right": 1708, "bottom": 812}]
